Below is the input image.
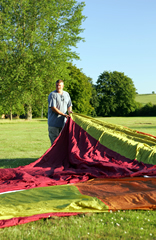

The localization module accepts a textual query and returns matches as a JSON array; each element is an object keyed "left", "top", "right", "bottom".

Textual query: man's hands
[
  {"left": 64, "top": 110, "right": 73, "bottom": 118},
  {"left": 68, "top": 110, "right": 73, "bottom": 115},
  {"left": 64, "top": 113, "right": 69, "bottom": 118},
  {"left": 51, "top": 106, "right": 73, "bottom": 118}
]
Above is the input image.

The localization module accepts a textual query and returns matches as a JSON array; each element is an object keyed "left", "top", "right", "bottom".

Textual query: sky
[{"left": 73, "top": 0, "right": 156, "bottom": 94}]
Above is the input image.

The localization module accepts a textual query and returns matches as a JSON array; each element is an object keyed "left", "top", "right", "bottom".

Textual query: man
[{"left": 48, "top": 79, "right": 72, "bottom": 145}]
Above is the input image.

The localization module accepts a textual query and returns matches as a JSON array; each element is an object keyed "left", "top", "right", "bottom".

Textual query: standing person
[{"left": 48, "top": 79, "right": 72, "bottom": 145}]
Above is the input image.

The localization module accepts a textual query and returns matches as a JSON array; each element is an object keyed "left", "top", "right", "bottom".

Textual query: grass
[
  {"left": 96, "top": 116, "right": 156, "bottom": 136},
  {"left": 0, "top": 117, "right": 156, "bottom": 239},
  {"left": 0, "top": 118, "right": 50, "bottom": 168},
  {"left": 135, "top": 93, "right": 156, "bottom": 105},
  {"left": 0, "top": 211, "right": 155, "bottom": 240}
]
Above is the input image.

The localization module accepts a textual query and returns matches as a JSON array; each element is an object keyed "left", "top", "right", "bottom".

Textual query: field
[
  {"left": 0, "top": 117, "right": 156, "bottom": 239},
  {"left": 96, "top": 116, "right": 156, "bottom": 136},
  {"left": 135, "top": 94, "right": 156, "bottom": 105}
]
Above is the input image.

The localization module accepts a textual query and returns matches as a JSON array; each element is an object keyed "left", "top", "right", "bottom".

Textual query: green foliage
[
  {"left": 129, "top": 94, "right": 156, "bottom": 116},
  {"left": 90, "top": 84, "right": 99, "bottom": 116},
  {"left": 131, "top": 102, "right": 156, "bottom": 116},
  {"left": 0, "top": 0, "right": 86, "bottom": 119},
  {"left": 0, "top": 104, "right": 4, "bottom": 116},
  {"left": 32, "top": 99, "right": 48, "bottom": 118},
  {"left": 96, "top": 71, "right": 137, "bottom": 116},
  {"left": 141, "top": 102, "right": 155, "bottom": 116},
  {"left": 65, "top": 64, "right": 94, "bottom": 115}
]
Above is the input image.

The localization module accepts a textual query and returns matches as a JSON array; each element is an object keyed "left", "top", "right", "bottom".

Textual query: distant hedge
[{"left": 129, "top": 102, "right": 156, "bottom": 116}]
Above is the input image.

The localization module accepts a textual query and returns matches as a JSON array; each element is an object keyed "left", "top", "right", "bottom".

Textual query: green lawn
[
  {"left": 135, "top": 93, "right": 156, "bottom": 105},
  {"left": 0, "top": 117, "right": 156, "bottom": 239},
  {"left": 0, "top": 118, "right": 50, "bottom": 168},
  {"left": 96, "top": 116, "right": 156, "bottom": 136}
]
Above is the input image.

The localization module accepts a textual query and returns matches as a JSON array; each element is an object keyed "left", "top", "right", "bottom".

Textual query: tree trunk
[
  {"left": 41, "top": 105, "right": 43, "bottom": 118},
  {"left": 26, "top": 105, "right": 32, "bottom": 120},
  {"left": 10, "top": 108, "right": 12, "bottom": 121}
]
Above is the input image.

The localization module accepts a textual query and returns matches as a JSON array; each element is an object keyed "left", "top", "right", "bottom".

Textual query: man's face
[{"left": 56, "top": 82, "right": 64, "bottom": 93}]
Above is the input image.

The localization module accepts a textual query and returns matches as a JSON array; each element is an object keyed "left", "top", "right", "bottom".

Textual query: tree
[
  {"left": 96, "top": 71, "right": 137, "bottom": 116},
  {"left": 90, "top": 84, "right": 99, "bottom": 116},
  {"left": 140, "top": 102, "right": 155, "bottom": 116},
  {"left": 0, "top": 54, "right": 25, "bottom": 119},
  {"left": 0, "top": 0, "right": 86, "bottom": 119},
  {"left": 65, "top": 64, "right": 93, "bottom": 115}
]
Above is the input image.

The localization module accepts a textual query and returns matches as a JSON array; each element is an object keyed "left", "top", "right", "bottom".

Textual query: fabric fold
[{"left": 1, "top": 113, "right": 156, "bottom": 228}]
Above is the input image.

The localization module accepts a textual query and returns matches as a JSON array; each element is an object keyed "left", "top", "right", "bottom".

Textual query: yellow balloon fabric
[
  {"left": 0, "top": 184, "right": 108, "bottom": 220},
  {"left": 71, "top": 113, "right": 156, "bottom": 164}
]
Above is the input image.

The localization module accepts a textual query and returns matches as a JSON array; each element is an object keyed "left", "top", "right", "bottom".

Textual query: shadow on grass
[
  {"left": 133, "top": 125, "right": 156, "bottom": 129},
  {"left": 37, "top": 119, "right": 47, "bottom": 122},
  {"left": 0, "top": 158, "right": 38, "bottom": 168},
  {"left": 132, "top": 126, "right": 156, "bottom": 130}
]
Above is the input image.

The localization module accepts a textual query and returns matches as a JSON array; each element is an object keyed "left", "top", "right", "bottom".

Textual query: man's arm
[
  {"left": 51, "top": 107, "right": 69, "bottom": 118},
  {"left": 68, "top": 106, "right": 73, "bottom": 115}
]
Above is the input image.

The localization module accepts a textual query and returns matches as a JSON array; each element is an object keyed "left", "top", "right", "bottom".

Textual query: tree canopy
[
  {"left": 1, "top": 1, "right": 143, "bottom": 119},
  {"left": 65, "top": 64, "right": 94, "bottom": 115},
  {"left": 96, "top": 71, "right": 137, "bottom": 116},
  {"left": 0, "top": 0, "right": 86, "bottom": 119}
]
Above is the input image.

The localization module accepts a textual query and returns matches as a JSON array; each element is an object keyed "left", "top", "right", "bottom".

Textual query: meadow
[
  {"left": 0, "top": 117, "right": 156, "bottom": 239},
  {"left": 135, "top": 93, "right": 156, "bottom": 105}
]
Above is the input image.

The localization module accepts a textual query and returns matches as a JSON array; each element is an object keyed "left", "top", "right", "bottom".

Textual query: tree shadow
[{"left": 0, "top": 158, "right": 38, "bottom": 169}]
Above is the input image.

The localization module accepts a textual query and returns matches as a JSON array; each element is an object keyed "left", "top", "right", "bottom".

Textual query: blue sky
[{"left": 73, "top": 0, "right": 156, "bottom": 94}]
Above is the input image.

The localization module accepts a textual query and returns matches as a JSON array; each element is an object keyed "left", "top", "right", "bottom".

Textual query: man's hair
[{"left": 56, "top": 79, "right": 64, "bottom": 84}]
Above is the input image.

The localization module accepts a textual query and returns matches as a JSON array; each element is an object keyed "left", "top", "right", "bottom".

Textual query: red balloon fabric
[{"left": 1, "top": 117, "right": 156, "bottom": 194}]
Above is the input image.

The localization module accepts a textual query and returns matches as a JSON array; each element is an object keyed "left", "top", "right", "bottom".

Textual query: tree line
[
  {"left": 0, "top": 0, "right": 86, "bottom": 119},
  {"left": 0, "top": 0, "right": 155, "bottom": 119}
]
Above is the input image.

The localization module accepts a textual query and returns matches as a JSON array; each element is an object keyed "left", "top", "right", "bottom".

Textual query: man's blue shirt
[{"left": 48, "top": 90, "right": 72, "bottom": 127}]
